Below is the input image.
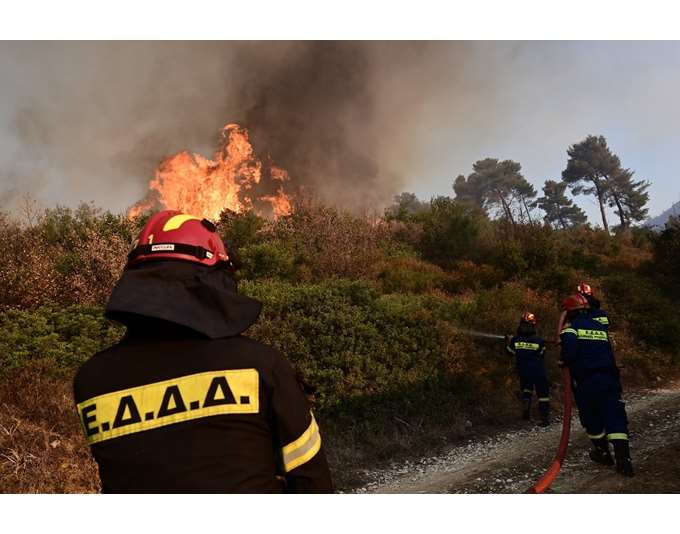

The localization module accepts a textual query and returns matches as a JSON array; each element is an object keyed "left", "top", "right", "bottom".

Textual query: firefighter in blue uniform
[
  {"left": 560, "top": 293, "right": 634, "bottom": 477},
  {"left": 506, "top": 312, "right": 550, "bottom": 426},
  {"left": 577, "top": 282, "right": 610, "bottom": 329},
  {"left": 555, "top": 282, "right": 609, "bottom": 342}
]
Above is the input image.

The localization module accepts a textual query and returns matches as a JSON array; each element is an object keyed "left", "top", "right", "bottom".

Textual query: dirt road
[{"left": 357, "top": 381, "right": 680, "bottom": 493}]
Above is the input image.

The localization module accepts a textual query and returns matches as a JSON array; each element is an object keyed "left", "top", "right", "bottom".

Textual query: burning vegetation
[{"left": 128, "top": 124, "right": 293, "bottom": 220}]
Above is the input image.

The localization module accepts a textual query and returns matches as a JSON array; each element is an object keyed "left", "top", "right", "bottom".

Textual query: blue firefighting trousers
[
  {"left": 518, "top": 365, "right": 550, "bottom": 417},
  {"left": 572, "top": 371, "right": 628, "bottom": 441}
]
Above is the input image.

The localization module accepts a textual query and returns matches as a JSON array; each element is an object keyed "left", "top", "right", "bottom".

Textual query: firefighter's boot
[
  {"left": 612, "top": 439, "right": 634, "bottom": 477},
  {"left": 521, "top": 399, "right": 531, "bottom": 420},
  {"left": 589, "top": 437, "right": 614, "bottom": 466},
  {"left": 538, "top": 400, "right": 550, "bottom": 427}
]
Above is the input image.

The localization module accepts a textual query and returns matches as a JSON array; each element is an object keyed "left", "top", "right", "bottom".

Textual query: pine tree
[
  {"left": 607, "top": 168, "right": 651, "bottom": 228},
  {"left": 453, "top": 158, "right": 533, "bottom": 225},
  {"left": 512, "top": 179, "right": 538, "bottom": 224},
  {"left": 562, "top": 135, "right": 620, "bottom": 233},
  {"left": 534, "top": 180, "right": 588, "bottom": 229}
]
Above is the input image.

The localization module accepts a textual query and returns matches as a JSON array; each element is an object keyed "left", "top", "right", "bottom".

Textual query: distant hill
[{"left": 647, "top": 200, "right": 680, "bottom": 229}]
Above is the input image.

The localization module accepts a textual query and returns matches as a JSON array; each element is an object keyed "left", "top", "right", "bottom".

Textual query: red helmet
[
  {"left": 521, "top": 311, "right": 537, "bottom": 325},
  {"left": 126, "top": 210, "right": 230, "bottom": 269},
  {"left": 577, "top": 282, "right": 593, "bottom": 296},
  {"left": 562, "top": 293, "right": 589, "bottom": 312}
]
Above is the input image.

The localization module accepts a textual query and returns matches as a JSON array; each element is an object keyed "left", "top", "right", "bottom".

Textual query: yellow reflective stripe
[
  {"left": 515, "top": 342, "right": 540, "bottom": 351},
  {"left": 538, "top": 397, "right": 550, "bottom": 402},
  {"left": 282, "top": 413, "right": 322, "bottom": 472},
  {"left": 607, "top": 433, "right": 628, "bottom": 441},
  {"left": 522, "top": 389, "right": 533, "bottom": 393},
  {"left": 77, "top": 369, "right": 259, "bottom": 445},
  {"left": 593, "top": 316, "right": 609, "bottom": 325},
  {"left": 588, "top": 431, "right": 606, "bottom": 439},
  {"left": 561, "top": 328, "right": 577, "bottom": 335},
  {"left": 577, "top": 329, "right": 608, "bottom": 341},
  {"left": 162, "top": 214, "right": 200, "bottom": 231}
]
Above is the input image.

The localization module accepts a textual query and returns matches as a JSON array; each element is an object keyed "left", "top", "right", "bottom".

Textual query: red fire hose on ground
[{"left": 525, "top": 366, "right": 573, "bottom": 493}]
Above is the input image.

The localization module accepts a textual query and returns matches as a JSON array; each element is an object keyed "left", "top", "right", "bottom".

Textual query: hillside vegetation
[{"left": 1, "top": 201, "right": 679, "bottom": 491}]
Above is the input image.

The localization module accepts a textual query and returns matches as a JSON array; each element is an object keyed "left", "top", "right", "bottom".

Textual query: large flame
[{"left": 128, "top": 124, "right": 292, "bottom": 220}]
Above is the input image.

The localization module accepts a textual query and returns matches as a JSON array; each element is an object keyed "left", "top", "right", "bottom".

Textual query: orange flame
[{"left": 128, "top": 124, "right": 292, "bottom": 220}]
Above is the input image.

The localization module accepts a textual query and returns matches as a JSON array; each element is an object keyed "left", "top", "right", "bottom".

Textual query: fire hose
[
  {"left": 524, "top": 366, "right": 572, "bottom": 494},
  {"left": 457, "top": 325, "right": 573, "bottom": 493}
]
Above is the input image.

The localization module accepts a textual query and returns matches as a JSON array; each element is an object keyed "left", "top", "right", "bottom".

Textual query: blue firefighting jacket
[
  {"left": 588, "top": 308, "right": 610, "bottom": 330},
  {"left": 560, "top": 313, "right": 618, "bottom": 381},
  {"left": 583, "top": 295, "right": 610, "bottom": 330},
  {"left": 506, "top": 335, "right": 547, "bottom": 374}
]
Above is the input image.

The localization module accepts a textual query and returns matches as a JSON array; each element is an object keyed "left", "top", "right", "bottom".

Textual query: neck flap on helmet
[{"left": 105, "top": 261, "right": 262, "bottom": 339}]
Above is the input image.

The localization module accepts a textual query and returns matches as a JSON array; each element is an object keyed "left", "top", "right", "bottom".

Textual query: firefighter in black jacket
[
  {"left": 506, "top": 312, "right": 551, "bottom": 426},
  {"left": 73, "top": 210, "right": 333, "bottom": 492},
  {"left": 560, "top": 293, "right": 633, "bottom": 477}
]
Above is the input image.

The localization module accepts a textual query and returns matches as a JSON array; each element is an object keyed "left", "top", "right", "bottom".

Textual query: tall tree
[
  {"left": 512, "top": 179, "right": 538, "bottom": 224},
  {"left": 453, "top": 158, "right": 532, "bottom": 225},
  {"left": 534, "top": 180, "right": 587, "bottom": 229},
  {"left": 453, "top": 174, "right": 487, "bottom": 210},
  {"left": 607, "top": 168, "right": 651, "bottom": 228},
  {"left": 562, "top": 135, "right": 620, "bottom": 233}
]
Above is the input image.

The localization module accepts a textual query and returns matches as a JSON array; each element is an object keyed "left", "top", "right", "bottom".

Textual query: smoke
[
  {"left": 234, "top": 42, "right": 381, "bottom": 208},
  {"left": 2, "top": 42, "right": 678, "bottom": 219},
  {"left": 0, "top": 41, "right": 455, "bottom": 214}
]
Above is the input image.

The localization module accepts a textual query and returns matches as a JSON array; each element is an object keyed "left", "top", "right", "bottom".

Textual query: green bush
[
  {"left": 218, "top": 210, "right": 266, "bottom": 250},
  {"left": 603, "top": 273, "right": 680, "bottom": 353},
  {"left": 376, "top": 256, "right": 446, "bottom": 294},
  {"left": 418, "top": 197, "right": 488, "bottom": 267},
  {"left": 0, "top": 306, "right": 124, "bottom": 377},
  {"left": 239, "top": 242, "right": 298, "bottom": 280},
  {"left": 241, "top": 279, "right": 475, "bottom": 412},
  {"left": 41, "top": 204, "right": 135, "bottom": 248},
  {"left": 653, "top": 216, "right": 680, "bottom": 281},
  {"left": 458, "top": 283, "right": 562, "bottom": 340}
]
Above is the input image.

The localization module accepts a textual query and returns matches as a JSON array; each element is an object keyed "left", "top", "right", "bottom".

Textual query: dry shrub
[
  {"left": 386, "top": 219, "right": 424, "bottom": 250},
  {"left": 271, "top": 205, "right": 394, "bottom": 279},
  {"left": 610, "top": 328, "right": 674, "bottom": 387},
  {"left": 0, "top": 209, "right": 130, "bottom": 309},
  {"left": 52, "top": 227, "right": 129, "bottom": 305},
  {"left": 0, "top": 219, "right": 61, "bottom": 308},
  {"left": 0, "top": 363, "right": 99, "bottom": 493},
  {"left": 446, "top": 260, "right": 506, "bottom": 293}
]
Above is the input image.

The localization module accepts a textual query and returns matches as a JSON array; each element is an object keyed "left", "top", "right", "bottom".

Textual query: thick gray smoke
[
  {"left": 236, "top": 42, "right": 380, "bottom": 208},
  {"left": 2, "top": 42, "right": 678, "bottom": 220},
  {"left": 0, "top": 41, "right": 447, "bottom": 214}
]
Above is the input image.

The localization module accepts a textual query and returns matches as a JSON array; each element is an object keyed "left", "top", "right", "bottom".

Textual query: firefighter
[
  {"left": 505, "top": 312, "right": 551, "bottom": 426},
  {"left": 560, "top": 294, "right": 634, "bottom": 477},
  {"left": 577, "top": 282, "right": 610, "bottom": 327},
  {"left": 555, "top": 282, "right": 609, "bottom": 343},
  {"left": 73, "top": 210, "right": 333, "bottom": 493}
]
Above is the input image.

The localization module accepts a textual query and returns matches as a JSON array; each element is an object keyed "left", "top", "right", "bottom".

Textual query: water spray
[{"left": 454, "top": 328, "right": 506, "bottom": 340}]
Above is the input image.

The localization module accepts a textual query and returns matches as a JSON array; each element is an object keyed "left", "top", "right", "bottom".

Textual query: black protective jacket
[{"left": 73, "top": 261, "right": 333, "bottom": 493}]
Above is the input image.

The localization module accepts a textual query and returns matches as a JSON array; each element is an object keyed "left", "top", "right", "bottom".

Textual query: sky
[
  {"left": 0, "top": 41, "right": 678, "bottom": 224},
  {"left": 402, "top": 42, "right": 680, "bottom": 224}
]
